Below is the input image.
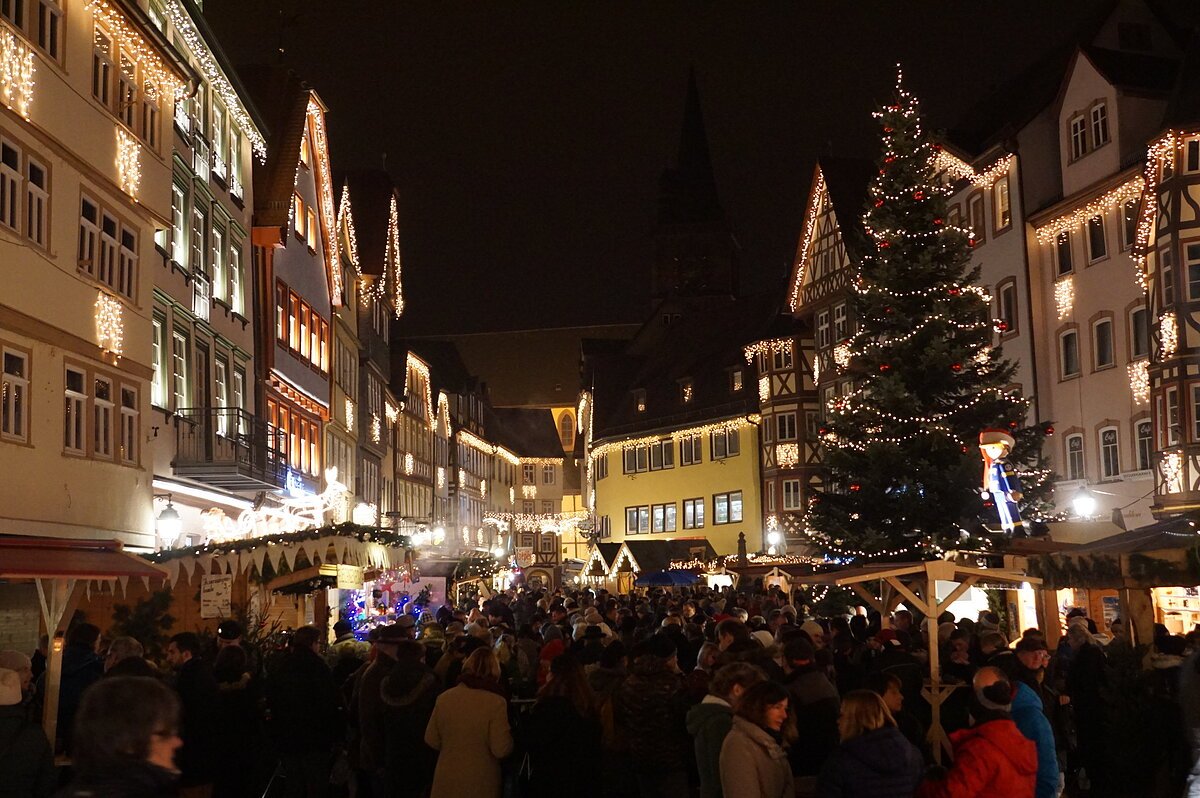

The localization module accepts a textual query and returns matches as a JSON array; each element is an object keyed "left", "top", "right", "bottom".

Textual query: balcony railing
[
  {"left": 173, "top": 407, "right": 288, "bottom": 490},
  {"left": 174, "top": 102, "right": 190, "bottom": 134}
]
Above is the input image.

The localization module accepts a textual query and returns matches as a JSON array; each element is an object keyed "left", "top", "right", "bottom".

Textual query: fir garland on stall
[{"left": 143, "top": 522, "right": 409, "bottom": 563}]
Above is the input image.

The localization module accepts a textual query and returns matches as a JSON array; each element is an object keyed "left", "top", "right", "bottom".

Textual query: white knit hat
[{"left": 0, "top": 668, "right": 21, "bottom": 706}]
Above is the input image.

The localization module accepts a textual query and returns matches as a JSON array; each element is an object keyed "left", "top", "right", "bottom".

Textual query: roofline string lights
[
  {"left": 1133, "top": 132, "right": 1177, "bottom": 291},
  {"left": 0, "top": 24, "right": 34, "bottom": 118},
  {"left": 305, "top": 99, "right": 344, "bottom": 305},
  {"left": 404, "top": 354, "right": 434, "bottom": 430},
  {"left": 387, "top": 195, "right": 405, "bottom": 318},
  {"left": 1033, "top": 175, "right": 1145, "bottom": 245},
  {"left": 743, "top": 338, "right": 795, "bottom": 364},
  {"left": 588, "top": 414, "right": 761, "bottom": 463},
  {"left": 162, "top": 0, "right": 266, "bottom": 160},
  {"left": 788, "top": 170, "right": 827, "bottom": 311},
  {"left": 933, "top": 151, "right": 1014, "bottom": 190},
  {"left": 87, "top": 0, "right": 186, "bottom": 100}
]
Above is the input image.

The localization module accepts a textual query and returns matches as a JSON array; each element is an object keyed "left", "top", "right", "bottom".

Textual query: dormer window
[
  {"left": 730, "top": 368, "right": 743, "bottom": 393},
  {"left": 1091, "top": 103, "right": 1109, "bottom": 149},
  {"left": 679, "top": 378, "right": 693, "bottom": 404},
  {"left": 1070, "top": 115, "right": 1087, "bottom": 161},
  {"left": 633, "top": 389, "right": 646, "bottom": 413}
]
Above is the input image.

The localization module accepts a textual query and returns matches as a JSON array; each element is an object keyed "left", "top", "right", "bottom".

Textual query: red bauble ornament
[
  {"left": 961, "top": 445, "right": 969, "bottom": 453},
  {"left": 849, "top": 483, "right": 862, "bottom": 492},
  {"left": 884, "top": 156, "right": 896, "bottom": 164},
  {"left": 1008, "top": 421, "right": 1019, "bottom": 430},
  {"left": 1043, "top": 424, "right": 1055, "bottom": 436},
  {"left": 948, "top": 287, "right": 960, "bottom": 295},
  {"left": 879, "top": 241, "right": 891, "bottom": 249},
  {"left": 914, "top": 190, "right": 924, "bottom": 201},
  {"left": 883, "top": 307, "right": 893, "bottom": 314},
  {"left": 950, "top": 363, "right": 962, "bottom": 372},
  {"left": 874, "top": 199, "right": 884, "bottom": 208},
  {"left": 934, "top": 217, "right": 944, "bottom": 225},
  {"left": 879, "top": 169, "right": 886, "bottom": 176},
  {"left": 818, "top": 427, "right": 828, "bottom": 436},
  {"left": 932, "top": 143, "right": 943, "bottom": 151},
  {"left": 879, "top": 363, "right": 891, "bottom": 372},
  {"left": 968, "top": 237, "right": 977, "bottom": 248},
  {"left": 997, "top": 320, "right": 1009, "bottom": 332},
  {"left": 884, "top": 126, "right": 893, "bottom": 133}
]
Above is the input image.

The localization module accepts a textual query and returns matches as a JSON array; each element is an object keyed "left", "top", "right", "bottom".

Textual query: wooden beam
[
  {"left": 939, "top": 576, "right": 979, "bottom": 610},
  {"left": 849, "top": 583, "right": 885, "bottom": 613},
  {"left": 884, "top": 576, "right": 929, "bottom": 616}
]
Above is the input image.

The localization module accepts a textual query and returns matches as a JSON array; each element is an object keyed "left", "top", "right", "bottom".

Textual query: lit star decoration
[
  {"left": 116, "top": 128, "right": 141, "bottom": 198},
  {"left": 0, "top": 27, "right": 34, "bottom": 118},
  {"left": 1128, "top": 361, "right": 1149, "bottom": 405},
  {"left": 1054, "top": 277, "right": 1074, "bottom": 320},
  {"left": 87, "top": 1, "right": 185, "bottom": 100},
  {"left": 161, "top": 0, "right": 266, "bottom": 160},
  {"left": 95, "top": 292, "right": 124, "bottom": 358}
]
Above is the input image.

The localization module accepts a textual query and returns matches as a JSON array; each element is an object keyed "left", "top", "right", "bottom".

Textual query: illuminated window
[
  {"left": 1086, "top": 216, "right": 1106, "bottom": 262},
  {"left": 993, "top": 176, "right": 1011, "bottom": 229},
  {"left": 1065, "top": 434, "right": 1084, "bottom": 480},
  {"left": 682, "top": 498, "right": 704, "bottom": 529},
  {"left": 92, "top": 27, "right": 113, "bottom": 107},
  {"left": 968, "top": 194, "right": 985, "bottom": 245},
  {"left": 293, "top": 194, "right": 304, "bottom": 238},
  {"left": 1099, "top": 426, "right": 1119, "bottom": 479},
  {"left": 1136, "top": 421, "right": 1152, "bottom": 470},
  {"left": 306, "top": 207, "right": 318, "bottom": 250}
]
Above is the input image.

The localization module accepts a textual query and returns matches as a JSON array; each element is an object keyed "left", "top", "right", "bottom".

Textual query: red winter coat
[{"left": 917, "top": 718, "right": 1037, "bottom": 798}]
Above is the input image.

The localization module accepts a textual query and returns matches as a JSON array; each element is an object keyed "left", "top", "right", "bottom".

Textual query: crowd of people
[{"left": 0, "top": 583, "right": 1198, "bottom": 798}]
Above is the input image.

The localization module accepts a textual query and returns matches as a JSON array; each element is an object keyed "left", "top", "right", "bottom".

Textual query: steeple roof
[{"left": 658, "top": 68, "right": 723, "bottom": 226}]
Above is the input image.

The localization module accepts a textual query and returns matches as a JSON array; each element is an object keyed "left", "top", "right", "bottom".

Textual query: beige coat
[
  {"left": 424, "top": 683, "right": 514, "bottom": 798},
  {"left": 719, "top": 716, "right": 795, "bottom": 798}
]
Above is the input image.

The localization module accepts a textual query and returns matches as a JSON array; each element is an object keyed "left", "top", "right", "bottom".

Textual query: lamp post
[
  {"left": 1071, "top": 484, "right": 1097, "bottom": 519},
  {"left": 155, "top": 495, "right": 182, "bottom": 549}
]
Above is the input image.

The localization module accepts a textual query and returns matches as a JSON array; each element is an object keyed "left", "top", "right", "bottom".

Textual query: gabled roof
[
  {"left": 620, "top": 538, "right": 718, "bottom": 573},
  {"left": 340, "top": 170, "right": 399, "bottom": 278},
  {"left": 489, "top": 407, "right": 563, "bottom": 458},
  {"left": 1080, "top": 45, "right": 1178, "bottom": 94},
  {"left": 589, "top": 293, "right": 788, "bottom": 440},
  {"left": 241, "top": 65, "right": 312, "bottom": 228},
  {"left": 1161, "top": 30, "right": 1200, "bottom": 129},
  {"left": 396, "top": 339, "right": 477, "bottom": 398}
]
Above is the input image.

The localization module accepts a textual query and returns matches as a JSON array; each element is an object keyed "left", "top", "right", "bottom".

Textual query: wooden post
[
  {"left": 1118, "top": 587, "right": 1155, "bottom": 647},
  {"left": 1034, "top": 586, "right": 1062, "bottom": 650},
  {"left": 36, "top": 577, "right": 78, "bottom": 749},
  {"left": 923, "top": 576, "right": 950, "bottom": 764}
]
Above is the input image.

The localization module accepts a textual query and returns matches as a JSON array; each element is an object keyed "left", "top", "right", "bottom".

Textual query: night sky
[{"left": 204, "top": 1, "right": 1199, "bottom": 335}]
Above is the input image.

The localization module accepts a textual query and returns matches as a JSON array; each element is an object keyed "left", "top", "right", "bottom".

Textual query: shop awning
[{"left": 0, "top": 535, "right": 166, "bottom": 580}]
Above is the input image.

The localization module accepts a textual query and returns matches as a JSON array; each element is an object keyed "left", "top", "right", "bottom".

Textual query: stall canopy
[
  {"left": 793, "top": 558, "right": 1038, "bottom": 763},
  {"left": 0, "top": 536, "right": 167, "bottom": 746},
  {"left": 635, "top": 570, "right": 701, "bottom": 587}
]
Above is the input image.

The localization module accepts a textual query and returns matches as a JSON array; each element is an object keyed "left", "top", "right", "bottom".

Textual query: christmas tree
[{"left": 802, "top": 71, "right": 1052, "bottom": 563}]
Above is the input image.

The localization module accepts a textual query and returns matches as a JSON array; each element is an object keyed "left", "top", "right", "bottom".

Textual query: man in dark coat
[
  {"left": 615, "top": 635, "right": 690, "bottom": 797},
  {"left": 782, "top": 637, "right": 840, "bottom": 778},
  {"left": 265, "top": 625, "right": 343, "bottom": 797},
  {"left": 36, "top": 622, "right": 103, "bottom": 754},
  {"left": 357, "top": 624, "right": 404, "bottom": 795},
  {"left": 167, "top": 631, "right": 220, "bottom": 796},
  {"left": 1064, "top": 623, "right": 1109, "bottom": 792},
  {"left": 0, "top": 667, "right": 55, "bottom": 798},
  {"left": 379, "top": 640, "right": 440, "bottom": 797}
]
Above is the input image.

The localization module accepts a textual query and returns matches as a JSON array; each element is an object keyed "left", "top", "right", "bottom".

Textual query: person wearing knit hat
[
  {"left": 0, "top": 667, "right": 54, "bottom": 796},
  {"left": 0, "top": 650, "right": 32, "bottom": 696},
  {"left": 801, "top": 620, "right": 826, "bottom": 649},
  {"left": 751, "top": 630, "right": 775, "bottom": 649},
  {"left": 465, "top": 621, "right": 492, "bottom": 642}
]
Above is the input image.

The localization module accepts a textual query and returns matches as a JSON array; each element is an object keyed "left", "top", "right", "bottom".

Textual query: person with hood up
[
  {"left": 615, "top": 635, "right": 690, "bottom": 797},
  {"left": 380, "top": 639, "right": 440, "bottom": 797},
  {"left": 687, "top": 662, "right": 766, "bottom": 798},
  {"left": 719, "top": 680, "right": 795, "bottom": 798},
  {"left": 424, "top": 648, "right": 513, "bottom": 798},
  {"left": 917, "top": 666, "right": 1037, "bottom": 798},
  {"left": 817, "top": 690, "right": 923, "bottom": 798}
]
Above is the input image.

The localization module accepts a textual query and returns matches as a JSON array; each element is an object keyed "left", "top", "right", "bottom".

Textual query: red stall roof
[{"left": 0, "top": 536, "right": 166, "bottom": 580}]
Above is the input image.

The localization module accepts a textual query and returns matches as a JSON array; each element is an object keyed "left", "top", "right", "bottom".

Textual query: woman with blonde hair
[
  {"left": 425, "top": 648, "right": 514, "bottom": 798},
  {"left": 816, "top": 689, "right": 924, "bottom": 798}
]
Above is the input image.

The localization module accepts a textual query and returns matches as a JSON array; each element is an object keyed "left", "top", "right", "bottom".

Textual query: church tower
[{"left": 652, "top": 70, "right": 740, "bottom": 303}]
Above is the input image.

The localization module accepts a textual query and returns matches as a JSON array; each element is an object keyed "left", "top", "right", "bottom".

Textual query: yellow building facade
[{"left": 589, "top": 417, "right": 762, "bottom": 557}]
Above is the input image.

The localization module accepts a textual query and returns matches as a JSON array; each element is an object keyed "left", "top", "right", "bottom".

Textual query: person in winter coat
[
  {"left": 817, "top": 690, "right": 923, "bottom": 798},
  {"left": 719, "top": 680, "right": 795, "bottom": 798},
  {"left": 615, "top": 635, "right": 691, "bottom": 797},
  {"left": 782, "top": 636, "right": 840, "bottom": 777},
  {"left": 379, "top": 640, "right": 440, "bottom": 797},
  {"left": 424, "top": 648, "right": 513, "bottom": 798},
  {"left": 687, "top": 662, "right": 766, "bottom": 798},
  {"left": 39, "top": 622, "right": 103, "bottom": 754},
  {"left": 165, "top": 632, "right": 219, "bottom": 797},
  {"left": 0, "top": 668, "right": 54, "bottom": 798},
  {"left": 264, "top": 626, "right": 343, "bottom": 797},
  {"left": 211, "top": 645, "right": 261, "bottom": 798},
  {"left": 55, "top": 676, "right": 182, "bottom": 798},
  {"left": 996, "top": 658, "right": 1059, "bottom": 798},
  {"left": 917, "top": 667, "right": 1037, "bottom": 798},
  {"left": 1064, "top": 622, "right": 1109, "bottom": 791},
  {"left": 522, "top": 653, "right": 602, "bottom": 798},
  {"left": 1180, "top": 646, "right": 1200, "bottom": 797}
]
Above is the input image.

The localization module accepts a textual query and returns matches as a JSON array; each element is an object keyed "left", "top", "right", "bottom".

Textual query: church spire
[{"left": 658, "top": 67, "right": 723, "bottom": 226}]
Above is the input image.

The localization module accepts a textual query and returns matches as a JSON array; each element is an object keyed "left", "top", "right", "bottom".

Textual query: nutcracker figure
[{"left": 979, "top": 429, "right": 1025, "bottom": 536}]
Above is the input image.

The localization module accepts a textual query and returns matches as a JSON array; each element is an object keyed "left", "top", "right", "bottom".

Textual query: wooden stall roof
[{"left": 0, "top": 536, "right": 166, "bottom": 580}]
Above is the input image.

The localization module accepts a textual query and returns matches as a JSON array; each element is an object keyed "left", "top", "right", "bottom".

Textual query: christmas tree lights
[{"left": 800, "top": 69, "right": 1052, "bottom": 564}]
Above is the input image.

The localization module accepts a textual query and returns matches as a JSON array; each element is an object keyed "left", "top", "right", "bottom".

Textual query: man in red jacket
[{"left": 918, "top": 666, "right": 1038, "bottom": 798}]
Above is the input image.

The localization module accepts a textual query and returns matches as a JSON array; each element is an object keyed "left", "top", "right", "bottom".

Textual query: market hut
[
  {"left": 791, "top": 559, "right": 1037, "bottom": 763},
  {"left": 0, "top": 536, "right": 167, "bottom": 746}
]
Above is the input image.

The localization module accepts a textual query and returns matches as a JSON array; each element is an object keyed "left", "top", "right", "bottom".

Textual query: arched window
[{"left": 559, "top": 412, "right": 574, "bottom": 450}]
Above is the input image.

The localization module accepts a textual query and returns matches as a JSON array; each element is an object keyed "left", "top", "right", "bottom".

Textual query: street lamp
[
  {"left": 492, "top": 546, "right": 506, "bottom": 559},
  {"left": 1072, "top": 485, "right": 1097, "bottom": 518},
  {"left": 767, "top": 531, "right": 781, "bottom": 547},
  {"left": 156, "top": 496, "right": 182, "bottom": 549}
]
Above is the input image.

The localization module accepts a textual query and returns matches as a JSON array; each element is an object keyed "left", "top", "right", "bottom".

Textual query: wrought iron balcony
[{"left": 173, "top": 407, "right": 288, "bottom": 490}]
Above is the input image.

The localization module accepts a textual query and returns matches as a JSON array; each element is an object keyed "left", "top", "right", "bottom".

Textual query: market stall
[{"left": 0, "top": 536, "right": 167, "bottom": 746}]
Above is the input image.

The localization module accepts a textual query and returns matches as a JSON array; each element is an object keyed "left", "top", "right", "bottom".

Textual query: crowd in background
[{"left": 1, "top": 582, "right": 1198, "bottom": 798}]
